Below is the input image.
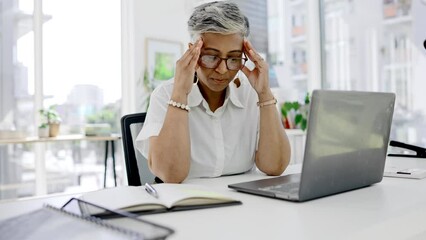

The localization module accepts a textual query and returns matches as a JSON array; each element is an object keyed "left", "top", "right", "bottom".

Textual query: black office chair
[{"left": 120, "top": 112, "right": 161, "bottom": 186}]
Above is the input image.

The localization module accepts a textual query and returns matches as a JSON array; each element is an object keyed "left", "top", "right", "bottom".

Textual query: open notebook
[{"left": 79, "top": 184, "right": 242, "bottom": 215}]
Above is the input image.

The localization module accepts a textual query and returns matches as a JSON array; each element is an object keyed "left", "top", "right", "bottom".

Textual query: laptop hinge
[{"left": 275, "top": 192, "right": 299, "bottom": 201}]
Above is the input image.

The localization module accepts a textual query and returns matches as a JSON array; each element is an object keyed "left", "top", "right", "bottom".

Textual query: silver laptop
[{"left": 229, "top": 90, "right": 396, "bottom": 202}]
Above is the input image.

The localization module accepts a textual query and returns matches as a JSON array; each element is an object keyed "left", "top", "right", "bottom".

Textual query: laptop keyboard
[{"left": 259, "top": 182, "right": 300, "bottom": 194}]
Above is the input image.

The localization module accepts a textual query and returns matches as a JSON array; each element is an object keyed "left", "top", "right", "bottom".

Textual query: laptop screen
[{"left": 299, "top": 90, "right": 395, "bottom": 198}]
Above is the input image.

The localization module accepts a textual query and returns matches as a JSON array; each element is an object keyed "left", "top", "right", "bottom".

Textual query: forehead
[{"left": 201, "top": 33, "right": 244, "bottom": 53}]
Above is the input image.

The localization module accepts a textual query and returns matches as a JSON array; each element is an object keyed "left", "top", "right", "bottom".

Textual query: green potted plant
[
  {"left": 38, "top": 123, "right": 49, "bottom": 138},
  {"left": 39, "top": 105, "right": 62, "bottom": 137},
  {"left": 281, "top": 92, "right": 310, "bottom": 131}
]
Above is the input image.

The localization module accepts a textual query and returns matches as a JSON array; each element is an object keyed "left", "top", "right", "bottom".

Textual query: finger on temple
[
  {"left": 181, "top": 46, "right": 194, "bottom": 62},
  {"left": 197, "top": 38, "right": 203, "bottom": 47},
  {"left": 245, "top": 40, "right": 262, "bottom": 63},
  {"left": 248, "top": 49, "right": 263, "bottom": 65},
  {"left": 243, "top": 44, "right": 255, "bottom": 62},
  {"left": 189, "top": 46, "right": 200, "bottom": 68},
  {"left": 181, "top": 41, "right": 200, "bottom": 66},
  {"left": 245, "top": 39, "right": 256, "bottom": 52},
  {"left": 243, "top": 40, "right": 251, "bottom": 54}
]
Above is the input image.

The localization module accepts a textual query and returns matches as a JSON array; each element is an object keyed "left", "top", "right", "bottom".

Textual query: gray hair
[{"left": 188, "top": 1, "right": 250, "bottom": 41}]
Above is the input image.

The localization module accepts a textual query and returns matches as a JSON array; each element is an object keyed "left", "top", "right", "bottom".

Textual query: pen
[{"left": 144, "top": 183, "right": 159, "bottom": 198}]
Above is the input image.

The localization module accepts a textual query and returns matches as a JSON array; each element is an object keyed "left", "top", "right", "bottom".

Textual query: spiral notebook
[{"left": 0, "top": 198, "right": 174, "bottom": 240}]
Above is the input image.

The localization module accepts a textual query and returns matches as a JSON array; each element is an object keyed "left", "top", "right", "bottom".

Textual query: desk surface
[
  {"left": 1, "top": 157, "right": 426, "bottom": 240},
  {"left": 0, "top": 134, "right": 121, "bottom": 144}
]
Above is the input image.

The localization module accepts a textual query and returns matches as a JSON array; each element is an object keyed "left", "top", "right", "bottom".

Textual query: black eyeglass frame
[{"left": 198, "top": 54, "right": 248, "bottom": 71}]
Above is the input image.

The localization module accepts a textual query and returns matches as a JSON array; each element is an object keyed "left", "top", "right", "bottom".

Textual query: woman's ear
[{"left": 188, "top": 43, "right": 193, "bottom": 48}]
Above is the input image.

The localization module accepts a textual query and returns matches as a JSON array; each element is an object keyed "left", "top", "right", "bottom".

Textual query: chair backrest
[{"left": 120, "top": 112, "right": 156, "bottom": 186}]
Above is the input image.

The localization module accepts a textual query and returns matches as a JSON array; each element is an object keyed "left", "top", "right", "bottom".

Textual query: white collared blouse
[{"left": 135, "top": 77, "right": 260, "bottom": 180}]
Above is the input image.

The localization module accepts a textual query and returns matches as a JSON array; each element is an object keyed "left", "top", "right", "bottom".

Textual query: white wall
[{"left": 131, "top": 0, "right": 195, "bottom": 112}]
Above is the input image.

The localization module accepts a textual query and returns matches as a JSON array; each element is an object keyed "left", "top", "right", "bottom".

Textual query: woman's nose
[{"left": 215, "top": 59, "right": 228, "bottom": 74}]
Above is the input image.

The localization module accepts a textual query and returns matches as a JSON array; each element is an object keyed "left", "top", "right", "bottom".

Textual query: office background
[{"left": 1, "top": 0, "right": 425, "bottom": 200}]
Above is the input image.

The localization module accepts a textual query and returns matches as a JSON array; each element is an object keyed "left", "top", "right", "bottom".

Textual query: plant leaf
[
  {"left": 304, "top": 92, "right": 310, "bottom": 104},
  {"left": 301, "top": 119, "right": 307, "bottom": 131},
  {"left": 295, "top": 114, "right": 303, "bottom": 125},
  {"left": 284, "top": 102, "right": 293, "bottom": 110},
  {"left": 293, "top": 102, "right": 300, "bottom": 111}
]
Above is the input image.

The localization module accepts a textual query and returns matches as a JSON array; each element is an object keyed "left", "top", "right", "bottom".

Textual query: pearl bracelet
[
  {"left": 257, "top": 98, "right": 277, "bottom": 107},
  {"left": 168, "top": 99, "right": 190, "bottom": 112}
]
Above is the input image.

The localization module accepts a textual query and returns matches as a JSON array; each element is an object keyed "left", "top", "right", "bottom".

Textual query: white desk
[{"left": 1, "top": 157, "right": 426, "bottom": 240}]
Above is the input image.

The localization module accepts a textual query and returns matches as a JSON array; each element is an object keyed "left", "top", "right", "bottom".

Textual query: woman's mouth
[{"left": 211, "top": 78, "right": 227, "bottom": 84}]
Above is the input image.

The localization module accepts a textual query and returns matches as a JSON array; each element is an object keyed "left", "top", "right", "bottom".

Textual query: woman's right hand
[{"left": 173, "top": 38, "right": 203, "bottom": 96}]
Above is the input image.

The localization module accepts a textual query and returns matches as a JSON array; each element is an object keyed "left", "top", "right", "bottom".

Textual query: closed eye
[{"left": 202, "top": 55, "right": 218, "bottom": 61}]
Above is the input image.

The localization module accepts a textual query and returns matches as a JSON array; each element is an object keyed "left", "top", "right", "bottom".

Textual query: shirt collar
[
  {"left": 187, "top": 84, "right": 203, "bottom": 107},
  {"left": 187, "top": 82, "right": 245, "bottom": 109},
  {"left": 228, "top": 82, "right": 244, "bottom": 108}
]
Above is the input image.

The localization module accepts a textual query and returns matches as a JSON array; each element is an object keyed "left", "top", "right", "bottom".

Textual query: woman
[{"left": 136, "top": 1, "right": 291, "bottom": 183}]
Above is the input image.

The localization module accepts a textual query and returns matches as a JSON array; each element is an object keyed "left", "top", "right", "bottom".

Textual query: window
[
  {"left": 267, "top": 0, "right": 320, "bottom": 102},
  {"left": 0, "top": 0, "right": 121, "bottom": 200},
  {"left": 321, "top": 0, "right": 426, "bottom": 147}
]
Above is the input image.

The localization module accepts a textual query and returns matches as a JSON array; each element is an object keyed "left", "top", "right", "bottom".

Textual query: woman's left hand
[{"left": 241, "top": 39, "right": 271, "bottom": 97}]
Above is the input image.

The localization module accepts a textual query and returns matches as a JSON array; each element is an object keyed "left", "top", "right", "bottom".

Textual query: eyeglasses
[{"left": 199, "top": 54, "right": 248, "bottom": 71}]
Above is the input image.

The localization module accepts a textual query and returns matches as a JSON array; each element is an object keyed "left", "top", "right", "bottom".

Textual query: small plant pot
[
  {"left": 49, "top": 123, "right": 60, "bottom": 137},
  {"left": 38, "top": 127, "right": 49, "bottom": 138}
]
